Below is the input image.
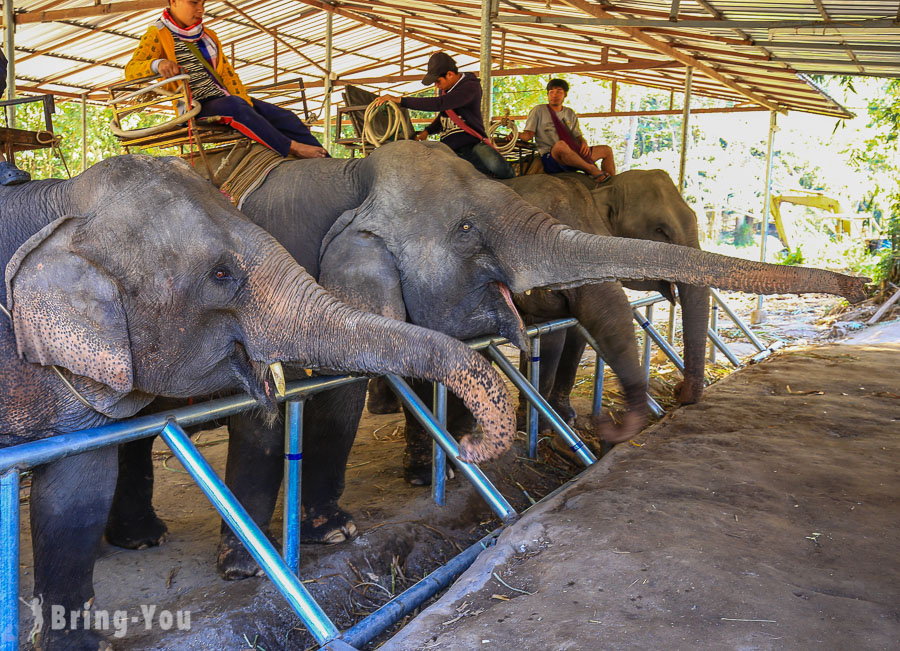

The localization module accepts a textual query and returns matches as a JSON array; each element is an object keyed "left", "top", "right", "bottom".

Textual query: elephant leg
[
  {"left": 674, "top": 284, "right": 710, "bottom": 405},
  {"left": 105, "top": 435, "right": 168, "bottom": 549},
  {"left": 546, "top": 328, "right": 588, "bottom": 426},
  {"left": 31, "top": 447, "right": 117, "bottom": 651},
  {"left": 216, "top": 410, "right": 285, "bottom": 580},
  {"left": 516, "top": 329, "right": 566, "bottom": 430},
  {"left": 300, "top": 382, "right": 366, "bottom": 543},
  {"left": 366, "top": 376, "right": 401, "bottom": 414},
  {"left": 570, "top": 283, "right": 648, "bottom": 443}
]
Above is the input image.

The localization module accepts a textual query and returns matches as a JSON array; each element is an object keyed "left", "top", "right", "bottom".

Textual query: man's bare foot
[{"left": 289, "top": 141, "right": 328, "bottom": 158}]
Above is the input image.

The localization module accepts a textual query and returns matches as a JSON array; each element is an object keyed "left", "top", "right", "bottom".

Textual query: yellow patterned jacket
[{"left": 125, "top": 23, "right": 251, "bottom": 105}]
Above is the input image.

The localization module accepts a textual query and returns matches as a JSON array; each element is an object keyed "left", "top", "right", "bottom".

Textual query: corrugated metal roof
[{"left": 4, "top": 0, "right": 895, "bottom": 118}]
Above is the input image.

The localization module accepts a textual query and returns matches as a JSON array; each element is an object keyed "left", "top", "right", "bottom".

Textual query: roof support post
[
  {"left": 479, "top": 0, "right": 496, "bottom": 127},
  {"left": 4, "top": 0, "right": 14, "bottom": 127},
  {"left": 81, "top": 92, "right": 87, "bottom": 173},
  {"left": 677, "top": 66, "right": 692, "bottom": 194},
  {"left": 323, "top": 7, "right": 334, "bottom": 153},
  {"left": 752, "top": 110, "right": 778, "bottom": 325}
]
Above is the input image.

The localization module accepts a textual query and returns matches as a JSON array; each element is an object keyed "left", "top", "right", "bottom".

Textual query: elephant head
[
  {"left": 2, "top": 156, "right": 514, "bottom": 462},
  {"left": 588, "top": 169, "right": 709, "bottom": 405},
  {"left": 319, "top": 142, "right": 864, "bottom": 357}
]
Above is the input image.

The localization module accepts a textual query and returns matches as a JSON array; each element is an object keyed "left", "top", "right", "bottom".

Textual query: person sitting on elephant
[
  {"left": 374, "top": 52, "right": 514, "bottom": 179},
  {"left": 125, "top": 0, "right": 327, "bottom": 159},
  {"left": 519, "top": 78, "right": 615, "bottom": 182}
]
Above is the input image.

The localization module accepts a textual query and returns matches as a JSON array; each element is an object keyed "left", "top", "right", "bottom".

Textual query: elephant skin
[
  {"left": 111, "top": 141, "right": 867, "bottom": 581},
  {"left": 503, "top": 168, "right": 710, "bottom": 442},
  {"left": 0, "top": 155, "right": 517, "bottom": 650}
]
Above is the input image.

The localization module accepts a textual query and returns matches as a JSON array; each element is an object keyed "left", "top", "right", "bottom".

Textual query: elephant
[
  {"left": 109, "top": 141, "right": 866, "bottom": 582},
  {"left": 0, "top": 155, "right": 519, "bottom": 650},
  {"left": 502, "top": 168, "right": 710, "bottom": 441}
]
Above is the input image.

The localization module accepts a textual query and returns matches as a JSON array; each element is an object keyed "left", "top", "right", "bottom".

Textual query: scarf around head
[{"left": 158, "top": 9, "right": 219, "bottom": 67}]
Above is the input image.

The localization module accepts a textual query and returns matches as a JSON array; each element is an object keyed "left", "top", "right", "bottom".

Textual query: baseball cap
[{"left": 422, "top": 52, "right": 457, "bottom": 85}]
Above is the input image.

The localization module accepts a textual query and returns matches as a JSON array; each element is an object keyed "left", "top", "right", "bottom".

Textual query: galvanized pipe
[
  {"left": 526, "top": 336, "right": 540, "bottom": 459},
  {"left": 707, "top": 328, "right": 741, "bottom": 367},
  {"left": 432, "top": 382, "right": 447, "bottom": 506},
  {"left": 80, "top": 92, "right": 87, "bottom": 173},
  {"left": 487, "top": 345, "right": 597, "bottom": 466},
  {"left": 4, "top": 0, "right": 14, "bottom": 128},
  {"left": 632, "top": 307, "right": 686, "bottom": 373},
  {"left": 754, "top": 110, "right": 778, "bottom": 323},
  {"left": 384, "top": 375, "right": 517, "bottom": 523},
  {"left": 341, "top": 527, "right": 502, "bottom": 648},
  {"left": 0, "top": 375, "right": 365, "bottom": 474},
  {"left": 677, "top": 66, "right": 693, "bottom": 194},
  {"left": 323, "top": 9, "right": 334, "bottom": 153},
  {"left": 282, "top": 399, "right": 304, "bottom": 575},
  {"left": 1, "top": 469, "right": 19, "bottom": 651},
  {"left": 160, "top": 421, "right": 340, "bottom": 645},
  {"left": 710, "top": 288, "right": 766, "bottom": 352},
  {"left": 642, "top": 304, "right": 654, "bottom": 383},
  {"left": 708, "top": 300, "right": 719, "bottom": 363}
]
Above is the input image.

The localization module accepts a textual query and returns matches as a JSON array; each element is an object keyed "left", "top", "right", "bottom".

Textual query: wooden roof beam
[
  {"left": 558, "top": 0, "right": 781, "bottom": 111},
  {"left": 6, "top": 0, "right": 167, "bottom": 26}
]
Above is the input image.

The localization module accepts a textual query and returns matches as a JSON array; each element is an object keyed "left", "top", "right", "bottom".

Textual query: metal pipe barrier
[
  {"left": 385, "top": 374, "right": 517, "bottom": 524},
  {"left": 0, "top": 296, "right": 763, "bottom": 649},
  {"left": 432, "top": 382, "right": 448, "bottom": 506},
  {"left": 526, "top": 335, "right": 540, "bottom": 459},
  {"left": 160, "top": 420, "right": 341, "bottom": 646}
]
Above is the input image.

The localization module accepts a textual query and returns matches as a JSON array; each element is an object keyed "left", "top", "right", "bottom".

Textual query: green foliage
[
  {"left": 776, "top": 247, "right": 804, "bottom": 265},
  {"left": 733, "top": 221, "right": 754, "bottom": 247}
]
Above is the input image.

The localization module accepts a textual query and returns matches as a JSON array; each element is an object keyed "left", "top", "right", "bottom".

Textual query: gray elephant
[
  {"left": 0, "top": 155, "right": 519, "bottom": 650},
  {"left": 502, "top": 168, "right": 710, "bottom": 441},
  {"left": 110, "top": 141, "right": 866, "bottom": 581}
]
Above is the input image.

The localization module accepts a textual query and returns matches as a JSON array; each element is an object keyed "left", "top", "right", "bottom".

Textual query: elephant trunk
[
  {"left": 675, "top": 283, "right": 710, "bottom": 405},
  {"left": 500, "top": 214, "right": 868, "bottom": 302},
  {"left": 243, "top": 259, "right": 515, "bottom": 463}
]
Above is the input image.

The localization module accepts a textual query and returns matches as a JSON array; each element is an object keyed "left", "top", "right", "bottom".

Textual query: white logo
[{"left": 20, "top": 596, "right": 191, "bottom": 639}]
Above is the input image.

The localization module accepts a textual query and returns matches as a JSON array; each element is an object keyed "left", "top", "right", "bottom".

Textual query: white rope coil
[
  {"left": 488, "top": 117, "right": 519, "bottom": 156},
  {"left": 361, "top": 100, "right": 410, "bottom": 155}
]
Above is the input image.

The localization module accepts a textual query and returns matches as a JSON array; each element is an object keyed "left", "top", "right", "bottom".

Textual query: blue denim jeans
[{"left": 454, "top": 142, "right": 515, "bottom": 179}]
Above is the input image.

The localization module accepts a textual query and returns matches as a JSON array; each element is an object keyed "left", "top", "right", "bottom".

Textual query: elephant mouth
[
  {"left": 228, "top": 343, "right": 279, "bottom": 416},
  {"left": 496, "top": 282, "right": 530, "bottom": 352}
]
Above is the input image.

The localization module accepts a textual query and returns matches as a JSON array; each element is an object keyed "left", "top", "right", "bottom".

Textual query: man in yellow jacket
[{"left": 126, "top": 0, "right": 326, "bottom": 159}]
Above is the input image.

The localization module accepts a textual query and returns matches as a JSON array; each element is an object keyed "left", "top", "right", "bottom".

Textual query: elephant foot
[
  {"left": 216, "top": 533, "right": 269, "bottom": 581},
  {"left": 301, "top": 504, "right": 358, "bottom": 544},
  {"left": 548, "top": 395, "right": 577, "bottom": 426},
  {"left": 36, "top": 626, "right": 113, "bottom": 651},
  {"left": 590, "top": 407, "right": 647, "bottom": 444},
  {"left": 104, "top": 511, "right": 168, "bottom": 550},
  {"left": 366, "top": 378, "right": 402, "bottom": 414}
]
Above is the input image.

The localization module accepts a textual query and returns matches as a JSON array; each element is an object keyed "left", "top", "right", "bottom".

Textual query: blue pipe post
[
  {"left": 1, "top": 469, "right": 19, "bottom": 651},
  {"left": 708, "top": 327, "right": 741, "bottom": 367},
  {"left": 432, "top": 382, "right": 447, "bottom": 506},
  {"left": 642, "top": 304, "right": 654, "bottom": 384},
  {"left": 486, "top": 345, "right": 597, "bottom": 467},
  {"left": 526, "top": 336, "right": 541, "bottom": 459},
  {"left": 384, "top": 375, "right": 517, "bottom": 524},
  {"left": 632, "top": 307, "right": 685, "bottom": 372},
  {"left": 159, "top": 421, "right": 340, "bottom": 646},
  {"left": 710, "top": 288, "right": 766, "bottom": 352},
  {"left": 283, "top": 399, "right": 304, "bottom": 575}
]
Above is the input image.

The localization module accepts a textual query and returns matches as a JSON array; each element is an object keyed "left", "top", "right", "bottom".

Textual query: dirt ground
[{"left": 13, "top": 293, "right": 900, "bottom": 650}]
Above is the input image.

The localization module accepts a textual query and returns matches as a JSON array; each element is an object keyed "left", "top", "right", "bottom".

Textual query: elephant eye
[
  {"left": 460, "top": 221, "right": 473, "bottom": 232},
  {"left": 212, "top": 265, "right": 233, "bottom": 281}
]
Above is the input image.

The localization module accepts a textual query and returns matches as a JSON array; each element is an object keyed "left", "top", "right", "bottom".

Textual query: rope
[
  {"left": 488, "top": 112, "right": 519, "bottom": 157},
  {"left": 219, "top": 144, "right": 288, "bottom": 208},
  {"left": 361, "top": 100, "right": 410, "bottom": 157},
  {"left": 0, "top": 302, "right": 99, "bottom": 413}
]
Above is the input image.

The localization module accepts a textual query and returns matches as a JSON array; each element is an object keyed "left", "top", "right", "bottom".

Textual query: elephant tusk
[{"left": 269, "top": 362, "right": 286, "bottom": 397}]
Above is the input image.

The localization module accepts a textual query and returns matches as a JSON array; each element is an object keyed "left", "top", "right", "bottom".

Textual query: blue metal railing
[{"left": 0, "top": 293, "right": 756, "bottom": 649}]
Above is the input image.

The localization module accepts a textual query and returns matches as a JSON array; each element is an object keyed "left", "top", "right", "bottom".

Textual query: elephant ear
[
  {"left": 319, "top": 208, "right": 406, "bottom": 320},
  {"left": 5, "top": 215, "right": 134, "bottom": 393},
  {"left": 589, "top": 180, "right": 622, "bottom": 234}
]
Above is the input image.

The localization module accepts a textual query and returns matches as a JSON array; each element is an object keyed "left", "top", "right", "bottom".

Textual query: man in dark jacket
[
  {"left": 0, "top": 49, "right": 31, "bottom": 185},
  {"left": 375, "top": 52, "right": 514, "bottom": 179}
]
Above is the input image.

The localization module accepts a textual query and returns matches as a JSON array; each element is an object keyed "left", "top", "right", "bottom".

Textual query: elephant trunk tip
[
  {"left": 842, "top": 275, "right": 870, "bottom": 304},
  {"left": 592, "top": 407, "right": 647, "bottom": 445}
]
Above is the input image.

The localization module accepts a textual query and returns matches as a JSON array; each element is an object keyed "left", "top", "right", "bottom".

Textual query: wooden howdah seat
[
  {"left": 0, "top": 94, "right": 61, "bottom": 166},
  {"left": 106, "top": 74, "right": 313, "bottom": 182}
]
